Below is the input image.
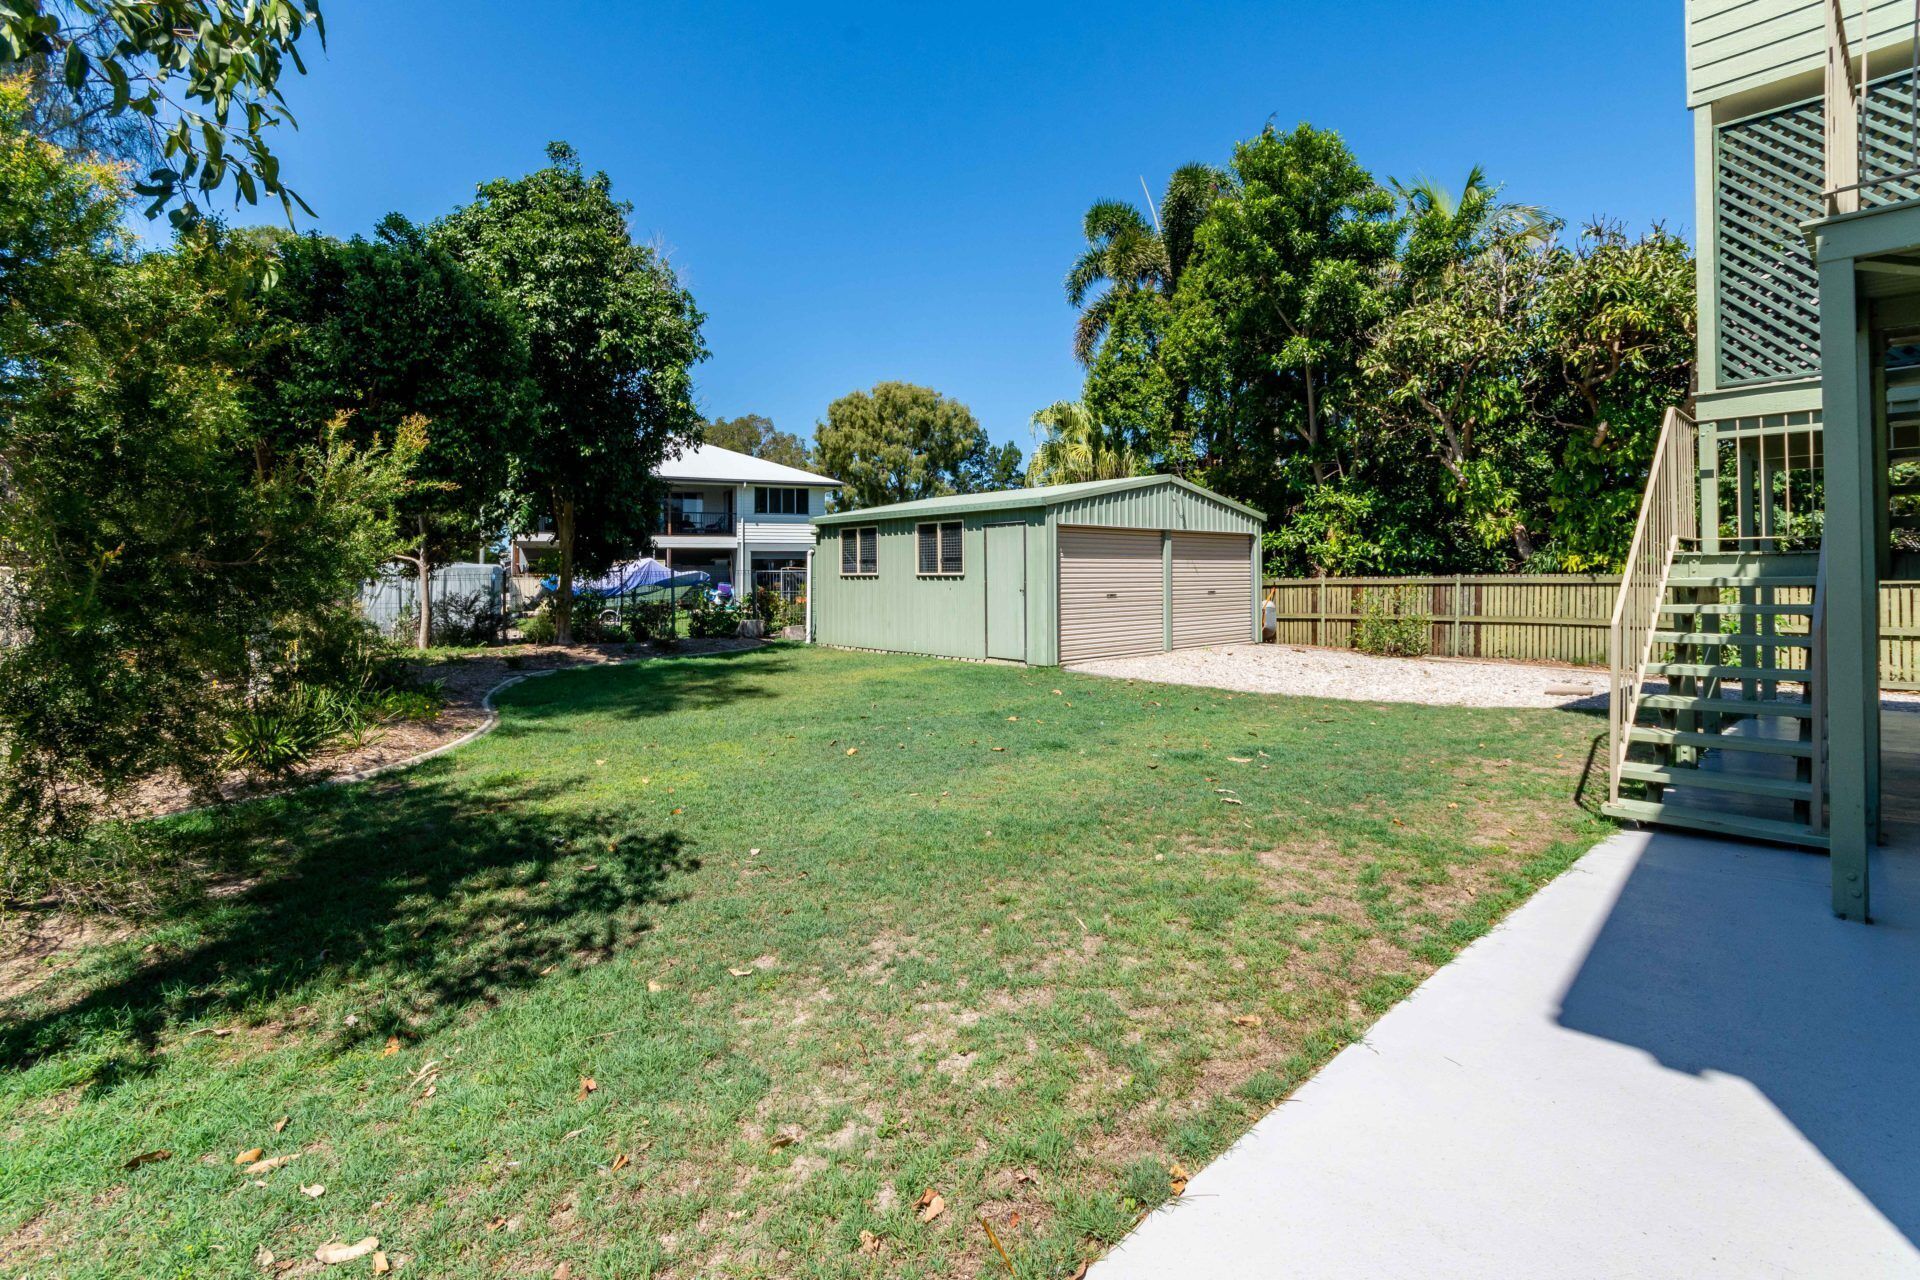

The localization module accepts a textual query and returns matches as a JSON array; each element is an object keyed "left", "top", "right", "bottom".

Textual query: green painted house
[
  {"left": 808, "top": 476, "right": 1264, "bottom": 667},
  {"left": 1608, "top": 3, "right": 1920, "bottom": 918}
]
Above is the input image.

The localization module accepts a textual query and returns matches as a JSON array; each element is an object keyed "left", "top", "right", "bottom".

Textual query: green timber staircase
[{"left": 1603, "top": 410, "right": 1830, "bottom": 850}]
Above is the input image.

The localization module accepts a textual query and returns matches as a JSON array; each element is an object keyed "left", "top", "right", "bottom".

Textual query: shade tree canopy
[
  {"left": 435, "top": 142, "right": 708, "bottom": 644},
  {"left": 814, "top": 382, "right": 1021, "bottom": 511}
]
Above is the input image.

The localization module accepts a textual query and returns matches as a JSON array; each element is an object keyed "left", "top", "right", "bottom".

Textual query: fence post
[
  {"left": 1450, "top": 576, "right": 1463, "bottom": 658},
  {"left": 1314, "top": 575, "right": 1326, "bottom": 648}
]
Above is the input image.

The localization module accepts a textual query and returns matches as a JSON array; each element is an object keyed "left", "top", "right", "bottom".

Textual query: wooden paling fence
[{"left": 1263, "top": 574, "right": 1920, "bottom": 690}]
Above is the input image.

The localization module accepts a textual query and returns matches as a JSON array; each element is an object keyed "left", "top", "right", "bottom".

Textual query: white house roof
[{"left": 657, "top": 443, "right": 840, "bottom": 487}]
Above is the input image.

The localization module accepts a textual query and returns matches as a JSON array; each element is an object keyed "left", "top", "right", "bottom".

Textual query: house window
[
  {"left": 840, "top": 526, "right": 877, "bottom": 576},
  {"left": 916, "top": 521, "right": 964, "bottom": 576},
  {"left": 755, "top": 486, "right": 808, "bottom": 515}
]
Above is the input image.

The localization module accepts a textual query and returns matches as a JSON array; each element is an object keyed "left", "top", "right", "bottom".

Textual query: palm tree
[
  {"left": 1065, "top": 164, "right": 1228, "bottom": 365},
  {"left": 1026, "top": 401, "right": 1139, "bottom": 485},
  {"left": 1392, "top": 167, "right": 1556, "bottom": 291}
]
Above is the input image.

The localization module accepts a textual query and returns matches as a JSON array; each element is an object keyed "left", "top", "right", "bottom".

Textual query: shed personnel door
[
  {"left": 1171, "top": 533, "right": 1253, "bottom": 650},
  {"left": 1058, "top": 526, "right": 1165, "bottom": 663},
  {"left": 984, "top": 523, "right": 1027, "bottom": 662}
]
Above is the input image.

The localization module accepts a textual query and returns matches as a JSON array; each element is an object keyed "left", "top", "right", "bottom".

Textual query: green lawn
[{"left": 0, "top": 645, "right": 1608, "bottom": 1278}]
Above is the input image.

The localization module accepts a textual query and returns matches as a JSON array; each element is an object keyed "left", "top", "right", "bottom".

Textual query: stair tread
[
  {"left": 1602, "top": 798, "right": 1828, "bottom": 849},
  {"left": 1640, "top": 694, "right": 1813, "bottom": 717},
  {"left": 1667, "top": 575, "right": 1817, "bottom": 588},
  {"left": 1628, "top": 726, "right": 1814, "bottom": 757},
  {"left": 1652, "top": 631, "right": 1812, "bottom": 647},
  {"left": 1618, "top": 761, "right": 1813, "bottom": 800},
  {"left": 1658, "top": 603, "right": 1814, "bottom": 617},
  {"left": 1648, "top": 662, "right": 1808, "bottom": 680}
]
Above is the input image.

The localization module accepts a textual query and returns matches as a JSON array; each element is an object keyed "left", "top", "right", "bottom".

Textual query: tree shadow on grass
[
  {"left": 0, "top": 757, "right": 697, "bottom": 1091},
  {"left": 494, "top": 646, "right": 794, "bottom": 731}
]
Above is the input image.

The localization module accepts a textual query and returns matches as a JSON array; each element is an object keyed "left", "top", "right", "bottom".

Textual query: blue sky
[{"left": 249, "top": 0, "right": 1692, "bottom": 455}]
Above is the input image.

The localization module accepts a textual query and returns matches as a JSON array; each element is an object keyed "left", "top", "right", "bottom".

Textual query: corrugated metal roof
[
  {"left": 811, "top": 475, "right": 1264, "bottom": 525},
  {"left": 658, "top": 443, "right": 841, "bottom": 486}
]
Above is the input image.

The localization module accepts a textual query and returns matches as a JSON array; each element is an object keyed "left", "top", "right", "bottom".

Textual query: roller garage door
[
  {"left": 1171, "top": 533, "right": 1253, "bottom": 649},
  {"left": 1058, "top": 527, "right": 1165, "bottom": 662}
]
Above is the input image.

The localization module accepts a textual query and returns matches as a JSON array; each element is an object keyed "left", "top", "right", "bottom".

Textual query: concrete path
[{"left": 1092, "top": 822, "right": 1920, "bottom": 1277}]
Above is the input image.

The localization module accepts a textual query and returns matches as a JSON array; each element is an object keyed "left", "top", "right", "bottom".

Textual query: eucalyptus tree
[
  {"left": 1, "top": 0, "right": 326, "bottom": 223},
  {"left": 700, "top": 413, "right": 813, "bottom": 470},
  {"left": 436, "top": 143, "right": 708, "bottom": 644}
]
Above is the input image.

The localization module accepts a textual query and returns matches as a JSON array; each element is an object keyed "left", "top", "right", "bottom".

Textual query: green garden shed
[{"left": 808, "top": 476, "right": 1265, "bottom": 666}]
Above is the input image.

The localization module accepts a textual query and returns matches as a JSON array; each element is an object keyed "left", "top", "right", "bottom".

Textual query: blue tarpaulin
[{"left": 542, "top": 559, "right": 710, "bottom": 598}]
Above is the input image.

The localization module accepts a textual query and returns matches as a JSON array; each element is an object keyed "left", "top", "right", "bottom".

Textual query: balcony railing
[
  {"left": 1825, "top": 0, "right": 1920, "bottom": 215},
  {"left": 658, "top": 510, "right": 736, "bottom": 536}
]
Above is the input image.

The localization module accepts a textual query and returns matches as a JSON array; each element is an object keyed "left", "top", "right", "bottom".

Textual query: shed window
[
  {"left": 755, "top": 486, "right": 808, "bottom": 515},
  {"left": 840, "top": 526, "right": 877, "bottom": 576},
  {"left": 917, "top": 521, "right": 964, "bottom": 576}
]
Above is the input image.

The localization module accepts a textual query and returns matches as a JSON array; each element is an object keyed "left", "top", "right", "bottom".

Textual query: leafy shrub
[
  {"left": 520, "top": 604, "right": 558, "bottom": 645},
  {"left": 749, "top": 587, "right": 801, "bottom": 631},
  {"left": 222, "top": 686, "right": 358, "bottom": 777},
  {"left": 687, "top": 593, "right": 743, "bottom": 639},
  {"left": 1352, "top": 584, "right": 1431, "bottom": 658},
  {"left": 629, "top": 602, "right": 675, "bottom": 640},
  {"left": 395, "top": 587, "right": 501, "bottom": 646}
]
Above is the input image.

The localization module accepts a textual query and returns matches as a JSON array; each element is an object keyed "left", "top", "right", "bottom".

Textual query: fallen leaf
[
  {"left": 254, "top": 1245, "right": 274, "bottom": 1269},
  {"left": 343, "top": 1014, "right": 359, "bottom": 1028},
  {"left": 299, "top": 1183, "right": 325, "bottom": 1198},
  {"left": 372, "top": 1253, "right": 391, "bottom": 1276},
  {"left": 646, "top": 979, "right": 664, "bottom": 993},
  {"left": 552, "top": 1265, "right": 571, "bottom": 1280},
  {"left": 1069, "top": 1264, "right": 1089, "bottom": 1280},
  {"left": 563, "top": 1128, "right": 586, "bottom": 1141},
  {"left": 243, "top": 1154, "right": 298, "bottom": 1175},
  {"left": 768, "top": 1134, "right": 796, "bottom": 1150},
  {"left": 234, "top": 1147, "right": 265, "bottom": 1166},
  {"left": 577, "top": 1076, "right": 597, "bottom": 1100},
  {"left": 1170, "top": 1162, "right": 1191, "bottom": 1195},
  {"left": 991, "top": 746, "right": 1006, "bottom": 753},
  {"left": 915, "top": 1189, "right": 946, "bottom": 1224},
  {"left": 1226, "top": 756, "right": 1253, "bottom": 764},
  {"left": 1051, "top": 689, "right": 1062, "bottom": 696},
  {"left": 382, "top": 1036, "right": 400, "bottom": 1057},
  {"left": 487, "top": 1215, "right": 508, "bottom": 1231},
  {"left": 123, "top": 1149, "right": 172, "bottom": 1171},
  {"left": 1011, "top": 1211, "right": 1022, "bottom": 1228},
  {"left": 858, "top": 1229, "right": 881, "bottom": 1255},
  {"left": 728, "top": 967, "right": 754, "bottom": 978},
  {"left": 1232, "top": 1014, "right": 1263, "bottom": 1028},
  {"left": 314, "top": 1237, "right": 378, "bottom": 1265},
  {"left": 610, "top": 1152, "right": 630, "bottom": 1171},
  {"left": 272, "top": 1116, "right": 289, "bottom": 1134},
  {"left": 1006, "top": 715, "right": 1018, "bottom": 721}
]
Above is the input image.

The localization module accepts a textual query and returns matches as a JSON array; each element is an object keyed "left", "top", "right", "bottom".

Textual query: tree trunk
[
  {"left": 414, "top": 515, "right": 433, "bottom": 650},
  {"left": 554, "top": 497, "right": 576, "bottom": 646},
  {"left": 1303, "top": 355, "right": 1329, "bottom": 486},
  {"left": 1511, "top": 521, "right": 1536, "bottom": 563}
]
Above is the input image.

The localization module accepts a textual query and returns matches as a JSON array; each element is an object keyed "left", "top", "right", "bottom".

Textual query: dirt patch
[{"left": 0, "top": 912, "right": 133, "bottom": 1001}]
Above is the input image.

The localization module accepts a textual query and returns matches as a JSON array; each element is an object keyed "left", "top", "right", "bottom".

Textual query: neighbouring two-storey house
[
  {"left": 509, "top": 443, "right": 842, "bottom": 594},
  {"left": 1609, "top": 3, "right": 1920, "bottom": 919}
]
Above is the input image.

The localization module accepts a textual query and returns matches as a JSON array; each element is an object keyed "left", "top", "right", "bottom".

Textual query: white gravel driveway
[{"left": 1070, "top": 643, "right": 1611, "bottom": 710}]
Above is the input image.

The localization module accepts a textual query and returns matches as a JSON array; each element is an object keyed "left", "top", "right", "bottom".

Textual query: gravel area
[{"left": 1071, "top": 643, "right": 1613, "bottom": 710}]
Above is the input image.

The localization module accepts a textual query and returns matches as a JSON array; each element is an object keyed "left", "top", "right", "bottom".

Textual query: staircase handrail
[
  {"left": 1809, "top": 538, "right": 1829, "bottom": 835},
  {"left": 1609, "top": 407, "right": 1700, "bottom": 805}
]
